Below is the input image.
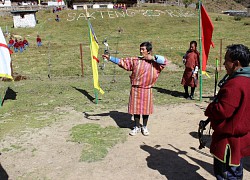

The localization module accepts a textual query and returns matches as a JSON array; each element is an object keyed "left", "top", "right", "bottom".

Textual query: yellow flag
[{"left": 88, "top": 21, "right": 104, "bottom": 95}]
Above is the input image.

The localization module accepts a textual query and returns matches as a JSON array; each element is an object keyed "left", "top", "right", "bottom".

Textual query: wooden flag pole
[{"left": 80, "top": 43, "right": 84, "bottom": 77}]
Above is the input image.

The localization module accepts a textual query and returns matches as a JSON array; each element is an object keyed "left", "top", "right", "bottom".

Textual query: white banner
[{"left": 0, "top": 27, "right": 13, "bottom": 80}]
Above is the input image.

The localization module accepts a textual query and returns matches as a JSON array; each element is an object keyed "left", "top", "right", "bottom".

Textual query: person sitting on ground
[
  {"left": 36, "top": 35, "right": 42, "bottom": 47},
  {"left": 18, "top": 39, "right": 24, "bottom": 53},
  {"left": 13, "top": 38, "right": 19, "bottom": 53},
  {"left": 23, "top": 37, "right": 29, "bottom": 49},
  {"left": 55, "top": 14, "right": 60, "bottom": 22},
  {"left": 7, "top": 37, "right": 14, "bottom": 48}
]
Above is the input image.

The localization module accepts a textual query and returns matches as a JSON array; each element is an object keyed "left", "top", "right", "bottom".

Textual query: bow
[
  {"left": 100, "top": 38, "right": 109, "bottom": 70},
  {"left": 198, "top": 74, "right": 229, "bottom": 149},
  {"left": 198, "top": 118, "right": 211, "bottom": 149}
]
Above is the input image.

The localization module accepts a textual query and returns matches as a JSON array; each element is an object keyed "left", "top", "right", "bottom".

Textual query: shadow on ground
[
  {"left": 152, "top": 87, "right": 184, "bottom": 98},
  {"left": 1, "top": 87, "right": 17, "bottom": 106},
  {"left": 140, "top": 144, "right": 213, "bottom": 179},
  {"left": 0, "top": 162, "right": 9, "bottom": 180},
  {"left": 72, "top": 86, "right": 95, "bottom": 103},
  {"left": 83, "top": 111, "right": 134, "bottom": 129}
]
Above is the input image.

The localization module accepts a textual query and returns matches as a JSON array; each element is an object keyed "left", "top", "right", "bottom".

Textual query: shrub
[
  {"left": 234, "top": 16, "right": 241, "bottom": 21},
  {"left": 215, "top": 16, "right": 222, "bottom": 21}
]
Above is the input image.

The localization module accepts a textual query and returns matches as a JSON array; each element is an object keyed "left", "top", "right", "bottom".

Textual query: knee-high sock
[
  {"left": 142, "top": 115, "right": 149, "bottom": 127},
  {"left": 191, "top": 87, "right": 195, "bottom": 96},
  {"left": 134, "top": 114, "right": 140, "bottom": 127},
  {"left": 184, "top": 85, "right": 189, "bottom": 96}
]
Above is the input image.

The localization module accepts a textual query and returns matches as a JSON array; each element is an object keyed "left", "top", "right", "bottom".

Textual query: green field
[{"left": 0, "top": 4, "right": 250, "bottom": 161}]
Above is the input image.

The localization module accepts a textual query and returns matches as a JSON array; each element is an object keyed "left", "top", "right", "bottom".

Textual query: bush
[
  {"left": 234, "top": 16, "right": 242, "bottom": 21},
  {"left": 215, "top": 16, "right": 222, "bottom": 21}
]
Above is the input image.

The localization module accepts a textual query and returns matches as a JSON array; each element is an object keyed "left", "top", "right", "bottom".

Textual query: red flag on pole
[{"left": 201, "top": 4, "right": 214, "bottom": 73}]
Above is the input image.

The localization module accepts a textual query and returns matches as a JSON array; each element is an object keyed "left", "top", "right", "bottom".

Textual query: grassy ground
[{"left": 0, "top": 4, "right": 250, "bottom": 161}]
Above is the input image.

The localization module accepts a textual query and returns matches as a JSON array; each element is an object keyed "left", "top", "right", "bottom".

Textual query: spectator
[
  {"left": 23, "top": 37, "right": 29, "bottom": 49},
  {"left": 18, "top": 39, "right": 24, "bottom": 53},
  {"left": 36, "top": 35, "right": 42, "bottom": 47},
  {"left": 55, "top": 14, "right": 60, "bottom": 22},
  {"left": 13, "top": 38, "right": 19, "bottom": 53},
  {"left": 7, "top": 37, "right": 14, "bottom": 48},
  {"left": 181, "top": 40, "right": 200, "bottom": 100}
]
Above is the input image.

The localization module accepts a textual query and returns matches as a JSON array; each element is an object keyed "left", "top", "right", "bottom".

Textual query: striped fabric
[{"left": 118, "top": 57, "right": 167, "bottom": 115}]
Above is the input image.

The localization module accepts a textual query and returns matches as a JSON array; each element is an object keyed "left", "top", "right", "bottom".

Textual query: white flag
[{"left": 0, "top": 27, "right": 13, "bottom": 80}]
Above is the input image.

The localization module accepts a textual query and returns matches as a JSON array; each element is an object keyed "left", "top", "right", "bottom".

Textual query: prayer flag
[
  {"left": 88, "top": 20, "right": 104, "bottom": 95},
  {"left": 0, "top": 27, "right": 13, "bottom": 80},
  {"left": 201, "top": 4, "right": 214, "bottom": 73}
]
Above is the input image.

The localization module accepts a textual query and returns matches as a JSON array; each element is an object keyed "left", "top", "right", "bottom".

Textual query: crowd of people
[
  {"left": 7, "top": 35, "right": 42, "bottom": 53},
  {"left": 113, "top": 3, "right": 127, "bottom": 10}
]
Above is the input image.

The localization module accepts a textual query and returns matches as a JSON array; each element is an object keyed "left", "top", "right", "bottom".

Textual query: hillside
[{"left": 200, "top": 0, "right": 248, "bottom": 13}]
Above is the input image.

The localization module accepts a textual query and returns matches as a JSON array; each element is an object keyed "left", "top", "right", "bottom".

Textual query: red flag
[{"left": 201, "top": 4, "right": 214, "bottom": 72}]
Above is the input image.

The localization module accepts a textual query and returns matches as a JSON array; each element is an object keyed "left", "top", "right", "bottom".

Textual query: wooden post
[{"left": 80, "top": 43, "right": 84, "bottom": 77}]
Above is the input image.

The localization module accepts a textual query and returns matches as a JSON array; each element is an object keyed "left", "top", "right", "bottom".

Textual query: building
[{"left": 11, "top": 10, "right": 38, "bottom": 28}]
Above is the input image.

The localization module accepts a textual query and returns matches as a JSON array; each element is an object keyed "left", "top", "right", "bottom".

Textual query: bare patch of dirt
[{"left": 1, "top": 103, "right": 250, "bottom": 180}]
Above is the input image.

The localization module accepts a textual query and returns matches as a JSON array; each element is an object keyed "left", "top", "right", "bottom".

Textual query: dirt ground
[{"left": 1, "top": 102, "right": 250, "bottom": 180}]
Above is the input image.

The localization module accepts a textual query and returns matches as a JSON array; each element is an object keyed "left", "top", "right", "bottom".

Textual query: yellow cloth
[{"left": 88, "top": 21, "right": 104, "bottom": 95}]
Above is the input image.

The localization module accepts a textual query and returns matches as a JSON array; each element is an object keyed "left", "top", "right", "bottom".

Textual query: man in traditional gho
[
  {"left": 205, "top": 44, "right": 250, "bottom": 179},
  {"left": 102, "top": 42, "right": 168, "bottom": 136},
  {"left": 181, "top": 40, "right": 200, "bottom": 100}
]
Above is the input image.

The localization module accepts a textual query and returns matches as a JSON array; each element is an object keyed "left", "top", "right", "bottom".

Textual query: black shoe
[
  {"left": 188, "top": 95, "right": 194, "bottom": 100},
  {"left": 184, "top": 94, "right": 189, "bottom": 99}
]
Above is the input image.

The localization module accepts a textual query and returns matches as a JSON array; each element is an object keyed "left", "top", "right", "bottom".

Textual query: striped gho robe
[{"left": 117, "top": 56, "right": 167, "bottom": 115}]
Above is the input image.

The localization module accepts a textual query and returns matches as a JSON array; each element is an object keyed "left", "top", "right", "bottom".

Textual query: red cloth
[
  {"left": 0, "top": 43, "right": 13, "bottom": 54},
  {"left": 205, "top": 76, "right": 250, "bottom": 165},
  {"left": 181, "top": 50, "right": 200, "bottom": 87},
  {"left": 201, "top": 4, "right": 214, "bottom": 72},
  {"left": 118, "top": 57, "right": 167, "bottom": 115}
]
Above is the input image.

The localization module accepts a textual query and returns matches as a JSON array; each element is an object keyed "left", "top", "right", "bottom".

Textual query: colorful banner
[
  {"left": 88, "top": 20, "right": 104, "bottom": 95},
  {"left": 201, "top": 4, "right": 214, "bottom": 72},
  {"left": 0, "top": 27, "right": 13, "bottom": 80}
]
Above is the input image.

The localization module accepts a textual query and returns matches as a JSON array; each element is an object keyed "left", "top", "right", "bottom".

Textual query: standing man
[
  {"left": 102, "top": 42, "right": 168, "bottom": 136},
  {"left": 181, "top": 40, "right": 200, "bottom": 100},
  {"left": 205, "top": 44, "right": 250, "bottom": 179}
]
